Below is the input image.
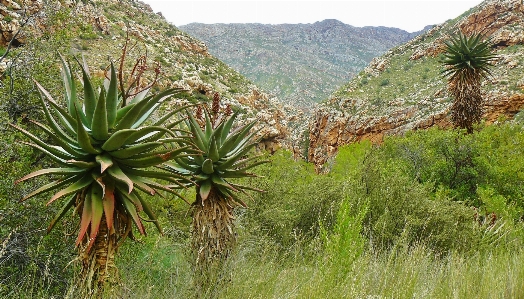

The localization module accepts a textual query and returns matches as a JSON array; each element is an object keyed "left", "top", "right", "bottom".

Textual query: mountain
[
  {"left": 0, "top": 0, "right": 294, "bottom": 152},
  {"left": 180, "top": 20, "right": 427, "bottom": 108},
  {"left": 308, "top": 0, "right": 524, "bottom": 170}
]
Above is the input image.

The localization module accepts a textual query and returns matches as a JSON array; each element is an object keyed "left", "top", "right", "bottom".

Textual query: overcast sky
[{"left": 141, "top": 0, "right": 484, "bottom": 32}]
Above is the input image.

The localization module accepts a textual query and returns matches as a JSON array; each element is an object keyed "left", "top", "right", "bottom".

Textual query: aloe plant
[
  {"left": 11, "top": 55, "right": 193, "bottom": 296},
  {"left": 163, "top": 94, "right": 267, "bottom": 287},
  {"left": 442, "top": 32, "right": 496, "bottom": 133}
]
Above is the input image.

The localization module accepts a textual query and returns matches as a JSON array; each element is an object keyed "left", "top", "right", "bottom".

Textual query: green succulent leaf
[
  {"left": 136, "top": 192, "right": 162, "bottom": 234},
  {"left": 119, "top": 191, "right": 145, "bottom": 235},
  {"left": 74, "top": 107, "right": 101, "bottom": 155},
  {"left": 18, "top": 141, "right": 68, "bottom": 166},
  {"left": 15, "top": 167, "right": 85, "bottom": 184},
  {"left": 47, "top": 194, "right": 76, "bottom": 234},
  {"left": 202, "top": 158, "right": 214, "bottom": 174},
  {"left": 47, "top": 173, "right": 93, "bottom": 206},
  {"left": 20, "top": 175, "right": 82, "bottom": 202},
  {"left": 91, "top": 87, "right": 109, "bottom": 140},
  {"left": 106, "top": 62, "right": 118, "bottom": 128},
  {"left": 67, "top": 160, "right": 97, "bottom": 169},
  {"left": 102, "top": 129, "right": 138, "bottom": 151},
  {"left": 77, "top": 186, "right": 92, "bottom": 246},
  {"left": 34, "top": 80, "right": 78, "bottom": 135},
  {"left": 199, "top": 180, "right": 212, "bottom": 201},
  {"left": 77, "top": 57, "right": 97, "bottom": 127},
  {"left": 108, "top": 142, "right": 163, "bottom": 159},
  {"left": 107, "top": 163, "right": 134, "bottom": 194},
  {"left": 103, "top": 181, "right": 116, "bottom": 231},
  {"left": 96, "top": 153, "right": 114, "bottom": 173},
  {"left": 29, "top": 120, "right": 86, "bottom": 157},
  {"left": 207, "top": 136, "right": 220, "bottom": 162},
  {"left": 88, "top": 184, "right": 104, "bottom": 251},
  {"left": 10, "top": 124, "right": 76, "bottom": 161}
]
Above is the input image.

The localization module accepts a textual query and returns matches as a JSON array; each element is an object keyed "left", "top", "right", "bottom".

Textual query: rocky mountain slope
[
  {"left": 180, "top": 21, "right": 428, "bottom": 108},
  {"left": 308, "top": 0, "right": 524, "bottom": 170},
  {"left": 0, "top": 0, "right": 296, "bottom": 152}
]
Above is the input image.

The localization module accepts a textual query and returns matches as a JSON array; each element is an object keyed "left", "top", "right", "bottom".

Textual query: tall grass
[
  {"left": 106, "top": 236, "right": 524, "bottom": 299},
  {"left": 4, "top": 125, "right": 524, "bottom": 298}
]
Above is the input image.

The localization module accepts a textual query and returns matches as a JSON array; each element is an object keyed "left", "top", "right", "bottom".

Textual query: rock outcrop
[
  {"left": 0, "top": 0, "right": 292, "bottom": 151},
  {"left": 309, "top": 0, "right": 524, "bottom": 170}
]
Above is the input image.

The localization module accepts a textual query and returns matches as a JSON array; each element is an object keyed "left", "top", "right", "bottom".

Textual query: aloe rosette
[
  {"left": 165, "top": 108, "right": 267, "bottom": 207},
  {"left": 11, "top": 55, "right": 193, "bottom": 292}
]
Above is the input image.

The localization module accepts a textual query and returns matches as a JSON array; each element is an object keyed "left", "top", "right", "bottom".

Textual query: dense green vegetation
[
  {"left": 2, "top": 2, "right": 524, "bottom": 298},
  {"left": 3, "top": 121, "right": 524, "bottom": 298}
]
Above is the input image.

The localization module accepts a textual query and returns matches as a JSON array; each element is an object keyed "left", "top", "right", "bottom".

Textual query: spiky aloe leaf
[
  {"left": 201, "top": 158, "right": 214, "bottom": 174},
  {"left": 76, "top": 187, "right": 92, "bottom": 246},
  {"left": 87, "top": 184, "right": 104, "bottom": 251},
  {"left": 208, "top": 136, "right": 220, "bottom": 162},
  {"left": 132, "top": 89, "right": 183, "bottom": 129},
  {"left": 103, "top": 181, "right": 116, "bottom": 231},
  {"left": 34, "top": 80, "right": 77, "bottom": 135},
  {"left": 67, "top": 160, "right": 97, "bottom": 169},
  {"left": 136, "top": 192, "right": 162, "bottom": 234},
  {"left": 74, "top": 107, "right": 101, "bottom": 155},
  {"left": 220, "top": 111, "right": 238, "bottom": 144},
  {"left": 108, "top": 142, "right": 163, "bottom": 159},
  {"left": 107, "top": 163, "right": 133, "bottom": 194},
  {"left": 102, "top": 129, "right": 138, "bottom": 151},
  {"left": 95, "top": 153, "right": 113, "bottom": 173},
  {"left": 15, "top": 167, "right": 85, "bottom": 184},
  {"left": 29, "top": 120, "right": 86, "bottom": 157},
  {"left": 59, "top": 54, "right": 79, "bottom": 117},
  {"left": 77, "top": 57, "right": 97, "bottom": 127},
  {"left": 18, "top": 141, "right": 68, "bottom": 166},
  {"left": 47, "top": 194, "right": 76, "bottom": 233},
  {"left": 115, "top": 88, "right": 177, "bottom": 130},
  {"left": 10, "top": 124, "right": 76, "bottom": 161},
  {"left": 91, "top": 88, "right": 109, "bottom": 140},
  {"left": 47, "top": 173, "right": 93, "bottom": 206},
  {"left": 199, "top": 180, "right": 212, "bottom": 201},
  {"left": 125, "top": 126, "right": 175, "bottom": 144},
  {"left": 106, "top": 62, "right": 118, "bottom": 128},
  {"left": 119, "top": 191, "right": 145, "bottom": 235}
]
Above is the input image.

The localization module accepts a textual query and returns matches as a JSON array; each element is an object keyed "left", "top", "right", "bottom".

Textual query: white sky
[{"left": 141, "top": 0, "right": 484, "bottom": 32}]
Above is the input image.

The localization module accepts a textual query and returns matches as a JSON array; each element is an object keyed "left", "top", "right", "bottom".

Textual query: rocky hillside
[
  {"left": 0, "top": 0, "right": 297, "bottom": 152},
  {"left": 308, "top": 0, "right": 524, "bottom": 170},
  {"left": 180, "top": 20, "right": 428, "bottom": 108}
]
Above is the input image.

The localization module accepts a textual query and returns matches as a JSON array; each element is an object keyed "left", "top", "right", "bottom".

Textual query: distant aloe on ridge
[
  {"left": 442, "top": 32, "right": 496, "bottom": 133},
  {"left": 11, "top": 54, "right": 193, "bottom": 297}
]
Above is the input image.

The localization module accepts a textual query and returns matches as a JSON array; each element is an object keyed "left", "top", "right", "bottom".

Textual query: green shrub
[
  {"left": 357, "top": 151, "right": 480, "bottom": 253},
  {"left": 379, "top": 79, "right": 390, "bottom": 86},
  {"left": 246, "top": 151, "right": 343, "bottom": 249}
]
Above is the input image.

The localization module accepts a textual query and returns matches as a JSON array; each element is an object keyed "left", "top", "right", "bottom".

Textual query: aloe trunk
[
  {"left": 77, "top": 214, "right": 119, "bottom": 297},
  {"left": 191, "top": 187, "right": 235, "bottom": 295}
]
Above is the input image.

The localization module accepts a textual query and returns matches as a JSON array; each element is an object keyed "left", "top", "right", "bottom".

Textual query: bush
[{"left": 245, "top": 151, "right": 343, "bottom": 249}]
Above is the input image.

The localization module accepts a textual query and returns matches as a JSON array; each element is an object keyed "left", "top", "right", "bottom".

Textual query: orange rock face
[{"left": 308, "top": 0, "right": 524, "bottom": 171}]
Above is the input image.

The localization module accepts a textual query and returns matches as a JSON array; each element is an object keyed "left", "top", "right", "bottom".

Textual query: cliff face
[
  {"left": 180, "top": 20, "right": 426, "bottom": 108},
  {"left": 0, "top": 0, "right": 294, "bottom": 151},
  {"left": 309, "top": 0, "right": 524, "bottom": 171}
]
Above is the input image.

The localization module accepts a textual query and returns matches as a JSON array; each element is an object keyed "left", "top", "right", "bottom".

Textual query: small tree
[
  {"left": 442, "top": 32, "right": 496, "bottom": 133},
  {"left": 163, "top": 93, "right": 267, "bottom": 294},
  {"left": 11, "top": 54, "right": 193, "bottom": 298}
]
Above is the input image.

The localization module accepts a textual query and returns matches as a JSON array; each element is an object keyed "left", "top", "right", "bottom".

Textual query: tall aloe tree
[
  {"left": 442, "top": 32, "right": 496, "bottom": 133},
  {"left": 11, "top": 55, "right": 193, "bottom": 297},
  {"left": 163, "top": 94, "right": 267, "bottom": 291}
]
